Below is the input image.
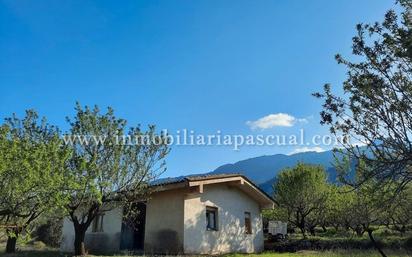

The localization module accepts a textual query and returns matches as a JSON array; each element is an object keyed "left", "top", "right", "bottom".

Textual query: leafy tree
[
  {"left": 273, "top": 163, "right": 329, "bottom": 237},
  {"left": 314, "top": 1, "right": 412, "bottom": 191},
  {"left": 338, "top": 159, "right": 390, "bottom": 257},
  {"left": 262, "top": 207, "right": 289, "bottom": 223},
  {"left": 64, "top": 103, "right": 169, "bottom": 256},
  {"left": 324, "top": 185, "right": 356, "bottom": 232},
  {"left": 314, "top": 184, "right": 340, "bottom": 232},
  {"left": 383, "top": 184, "right": 412, "bottom": 235},
  {"left": 347, "top": 183, "right": 389, "bottom": 257},
  {"left": 0, "top": 110, "right": 70, "bottom": 253}
]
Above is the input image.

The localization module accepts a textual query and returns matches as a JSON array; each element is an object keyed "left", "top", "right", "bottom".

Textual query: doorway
[{"left": 120, "top": 202, "right": 146, "bottom": 251}]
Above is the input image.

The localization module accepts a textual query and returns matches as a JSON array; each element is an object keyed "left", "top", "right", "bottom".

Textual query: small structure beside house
[
  {"left": 268, "top": 221, "right": 287, "bottom": 237},
  {"left": 60, "top": 174, "right": 275, "bottom": 254}
]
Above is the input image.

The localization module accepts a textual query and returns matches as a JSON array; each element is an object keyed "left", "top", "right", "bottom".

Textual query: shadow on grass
[
  {"left": 0, "top": 250, "right": 68, "bottom": 257},
  {"left": 1, "top": 249, "right": 412, "bottom": 257}
]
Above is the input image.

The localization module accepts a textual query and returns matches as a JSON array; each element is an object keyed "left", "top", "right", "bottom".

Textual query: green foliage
[
  {"left": 262, "top": 208, "right": 289, "bottom": 222},
  {"left": 0, "top": 110, "right": 71, "bottom": 252},
  {"left": 64, "top": 103, "right": 170, "bottom": 255},
  {"left": 0, "top": 104, "right": 170, "bottom": 255},
  {"left": 34, "top": 220, "right": 63, "bottom": 247},
  {"left": 334, "top": 159, "right": 409, "bottom": 240},
  {"left": 269, "top": 158, "right": 412, "bottom": 254},
  {"left": 320, "top": 185, "right": 352, "bottom": 230},
  {"left": 313, "top": 2, "right": 412, "bottom": 248},
  {"left": 383, "top": 185, "right": 412, "bottom": 235},
  {"left": 65, "top": 103, "right": 169, "bottom": 210},
  {"left": 272, "top": 163, "right": 329, "bottom": 237},
  {"left": 314, "top": 0, "right": 412, "bottom": 190}
]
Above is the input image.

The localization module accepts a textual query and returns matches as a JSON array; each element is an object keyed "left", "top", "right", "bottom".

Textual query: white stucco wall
[
  {"left": 60, "top": 207, "right": 123, "bottom": 253},
  {"left": 60, "top": 183, "right": 266, "bottom": 255},
  {"left": 183, "top": 184, "right": 264, "bottom": 254},
  {"left": 144, "top": 189, "right": 185, "bottom": 254}
]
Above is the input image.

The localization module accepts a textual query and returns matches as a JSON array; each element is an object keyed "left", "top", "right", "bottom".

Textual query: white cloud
[
  {"left": 288, "top": 146, "right": 325, "bottom": 155},
  {"left": 246, "top": 113, "right": 307, "bottom": 130}
]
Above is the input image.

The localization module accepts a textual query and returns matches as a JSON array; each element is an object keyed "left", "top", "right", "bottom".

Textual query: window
[
  {"left": 206, "top": 206, "right": 218, "bottom": 231},
  {"left": 92, "top": 214, "right": 104, "bottom": 232},
  {"left": 244, "top": 212, "right": 252, "bottom": 234}
]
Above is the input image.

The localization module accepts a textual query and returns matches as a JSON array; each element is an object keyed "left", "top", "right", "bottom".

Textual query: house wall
[
  {"left": 60, "top": 183, "right": 267, "bottom": 255},
  {"left": 60, "top": 207, "right": 123, "bottom": 253},
  {"left": 143, "top": 188, "right": 185, "bottom": 254},
  {"left": 183, "top": 184, "right": 264, "bottom": 254}
]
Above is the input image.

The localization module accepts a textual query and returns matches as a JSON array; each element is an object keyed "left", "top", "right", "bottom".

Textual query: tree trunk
[
  {"left": 367, "top": 229, "right": 387, "bottom": 257},
  {"left": 299, "top": 226, "right": 307, "bottom": 238},
  {"left": 400, "top": 226, "right": 406, "bottom": 237},
  {"left": 309, "top": 226, "right": 316, "bottom": 236},
  {"left": 297, "top": 213, "right": 306, "bottom": 238},
  {"left": 70, "top": 204, "right": 100, "bottom": 256},
  {"left": 74, "top": 225, "right": 87, "bottom": 256},
  {"left": 355, "top": 225, "right": 364, "bottom": 236},
  {"left": 6, "top": 234, "right": 17, "bottom": 253}
]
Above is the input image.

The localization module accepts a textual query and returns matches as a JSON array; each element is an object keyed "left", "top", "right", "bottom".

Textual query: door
[{"left": 120, "top": 202, "right": 146, "bottom": 251}]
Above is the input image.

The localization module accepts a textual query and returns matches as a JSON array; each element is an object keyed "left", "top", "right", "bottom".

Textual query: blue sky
[{"left": 0, "top": 0, "right": 396, "bottom": 177}]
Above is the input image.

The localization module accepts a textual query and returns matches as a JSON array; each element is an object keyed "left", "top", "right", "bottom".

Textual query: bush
[
  {"left": 266, "top": 234, "right": 412, "bottom": 252},
  {"left": 32, "top": 240, "right": 47, "bottom": 249},
  {"left": 35, "top": 219, "right": 63, "bottom": 247},
  {"left": 404, "top": 236, "right": 412, "bottom": 249}
]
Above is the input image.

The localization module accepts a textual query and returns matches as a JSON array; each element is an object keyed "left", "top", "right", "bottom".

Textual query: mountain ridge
[{"left": 209, "top": 149, "right": 341, "bottom": 194}]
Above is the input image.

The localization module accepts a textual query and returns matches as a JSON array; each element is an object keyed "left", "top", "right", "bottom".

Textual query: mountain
[{"left": 210, "top": 150, "right": 343, "bottom": 195}]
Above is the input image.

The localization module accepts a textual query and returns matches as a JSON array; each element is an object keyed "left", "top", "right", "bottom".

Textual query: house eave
[{"left": 151, "top": 174, "right": 275, "bottom": 209}]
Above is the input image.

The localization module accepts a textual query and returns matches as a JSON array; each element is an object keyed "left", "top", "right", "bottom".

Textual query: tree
[
  {"left": 383, "top": 184, "right": 412, "bottom": 235},
  {"left": 273, "top": 163, "right": 329, "bottom": 237},
  {"left": 262, "top": 207, "right": 289, "bottom": 224},
  {"left": 314, "top": 1, "right": 412, "bottom": 192},
  {"left": 314, "top": 184, "right": 341, "bottom": 232},
  {"left": 0, "top": 110, "right": 70, "bottom": 253},
  {"left": 324, "top": 185, "right": 356, "bottom": 232},
  {"left": 337, "top": 159, "right": 390, "bottom": 257},
  {"left": 64, "top": 103, "right": 169, "bottom": 256},
  {"left": 346, "top": 182, "right": 390, "bottom": 257}
]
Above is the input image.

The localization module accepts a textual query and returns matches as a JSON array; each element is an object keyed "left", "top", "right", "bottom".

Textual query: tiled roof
[{"left": 151, "top": 173, "right": 241, "bottom": 186}]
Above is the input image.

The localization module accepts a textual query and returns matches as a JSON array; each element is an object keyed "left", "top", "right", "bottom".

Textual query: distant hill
[{"left": 209, "top": 149, "right": 344, "bottom": 195}]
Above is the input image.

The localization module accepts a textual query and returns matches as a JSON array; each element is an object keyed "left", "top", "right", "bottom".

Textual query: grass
[
  {"left": 272, "top": 228, "right": 412, "bottom": 251},
  {"left": 0, "top": 228, "right": 411, "bottom": 257},
  {"left": 0, "top": 249, "right": 410, "bottom": 257},
  {"left": 228, "top": 250, "right": 411, "bottom": 257}
]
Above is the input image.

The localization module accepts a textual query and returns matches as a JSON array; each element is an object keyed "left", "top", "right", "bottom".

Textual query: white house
[{"left": 60, "top": 174, "right": 275, "bottom": 254}]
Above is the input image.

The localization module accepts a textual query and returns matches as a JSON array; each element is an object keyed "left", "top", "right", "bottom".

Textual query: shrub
[
  {"left": 266, "top": 234, "right": 412, "bottom": 252},
  {"left": 404, "top": 236, "right": 412, "bottom": 250},
  {"left": 32, "top": 241, "right": 47, "bottom": 249},
  {"left": 35, "top": 219, "right": 63, "bottom": 247}
]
